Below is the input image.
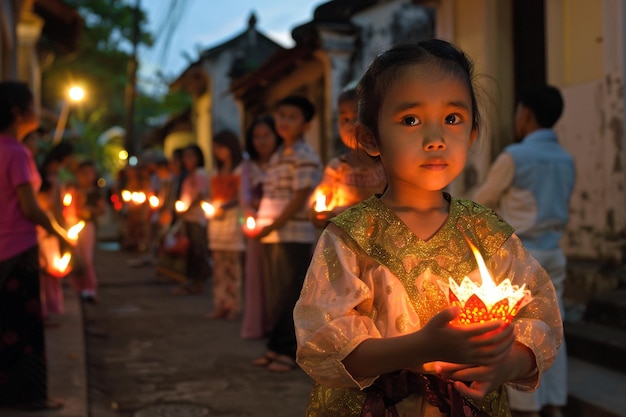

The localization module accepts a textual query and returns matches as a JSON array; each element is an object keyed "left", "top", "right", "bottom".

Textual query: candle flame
[
  {"left": 148, "top": 195, "right": 160, "bottom": 208},
  {"left": 131, "top": 191, "right": 146, "bottom": 204},
  {"left": 67, "top": 221, "right": 85, "bottom": 240},
  {"left": 439, "top": 232, "right": 532, "bottom": 324},
  {"left": 201, "top": 201, "right": 215, "bottom": 218},
  {"left": 62, "top": 193, "right": 72, "bottom": 207},
  {"left": 314, "top": 192, "right": 327, "bottom": 212},
  {"left": 245, "top": 216, "right": 256, "bottom": 230},
  {"left": 175, "top": 200, "right": 186, "bottom": 212},
  {"left": 53, "top": 252, "right": 72, "bottom": 274},
  {"left": 121, "top": 190, "right": 132, "bottom": 202}
]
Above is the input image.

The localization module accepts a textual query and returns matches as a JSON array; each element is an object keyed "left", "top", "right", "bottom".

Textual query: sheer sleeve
[
  {"left": 487, "top": 233, "right": 563, "bottom": 391},
  {"left": 295, "top": 224, "right": 384, "bottom": 389}
]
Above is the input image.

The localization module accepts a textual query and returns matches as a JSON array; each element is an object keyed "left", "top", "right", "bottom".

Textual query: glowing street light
[{"left": 53, "top": 85, "right": 86, "bottom": 144}]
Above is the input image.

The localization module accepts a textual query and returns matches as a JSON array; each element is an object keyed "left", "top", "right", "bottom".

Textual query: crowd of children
[{"left": 2, "top": 38, "right": 568, "bottom": 416}]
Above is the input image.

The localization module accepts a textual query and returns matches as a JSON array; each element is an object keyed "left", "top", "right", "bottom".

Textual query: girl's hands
[
  {"left": 430, "top": 342, "right": 537, "bottom": 400},
  {"left": 419, "top": 307, "right": 515, "bottom": 367}
]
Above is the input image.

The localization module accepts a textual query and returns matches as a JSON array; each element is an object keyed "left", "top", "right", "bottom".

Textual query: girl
[
  {"left": 308, "top": 88, "right": 387, "bottom": 228},
  {"left": 240, "top": 116, "right": 283, "bottom": 338},
  {"left": 38, "top": 141, "right": 75, "bottom": 322},
  {"left": 206, "top": 130, "right": 244, "bottom": 320},
  {"left": 173, "top": 144, "right": 210, "bottom": 295},
  {"left": 293, "top": 40, "right": 563, "bottom": 417},
  {"left": 67, "top": 160, "right": 105, "bottom": 303}
]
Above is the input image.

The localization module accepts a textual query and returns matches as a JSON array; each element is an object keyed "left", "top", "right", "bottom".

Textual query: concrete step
[
  {"left": 566, "top": 357, "right": 626, "bottom": 417},
  {"left": 584, "top": 289, "right": 626, "bottom": 328},
  {"left": 564, "top": 320, "right": 626, "bottom": 374}
]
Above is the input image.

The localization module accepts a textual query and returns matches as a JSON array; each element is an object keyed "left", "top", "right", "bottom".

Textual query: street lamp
[{"left": 53, "top": 85, "right": 85, "bottom": 144}]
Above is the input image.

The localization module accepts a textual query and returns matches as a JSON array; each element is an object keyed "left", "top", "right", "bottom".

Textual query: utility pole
[{"left": 124, "top": 0, "right": 141, "bottom": 158}]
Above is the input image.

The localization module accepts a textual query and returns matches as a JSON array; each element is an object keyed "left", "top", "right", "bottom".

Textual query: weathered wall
[{"left": 547, "top": 0, "right": 626, "bottom": 262}]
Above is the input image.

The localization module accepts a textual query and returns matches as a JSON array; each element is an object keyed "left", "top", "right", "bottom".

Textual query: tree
[{"left": 41, "top": 0, "right": 190, "bottom": 175}]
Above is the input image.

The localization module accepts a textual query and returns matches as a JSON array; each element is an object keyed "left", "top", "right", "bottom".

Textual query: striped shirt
[{"left": 257, "top": 139, "right": 322, "bottom": 243}]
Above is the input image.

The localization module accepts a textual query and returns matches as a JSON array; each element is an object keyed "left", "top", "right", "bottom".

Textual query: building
[
  {"left": 0, "top": 0, "right": 81, "bottom": 105},
  {"left": 168, "top": 12, "right": 284, "bottom": 170}
]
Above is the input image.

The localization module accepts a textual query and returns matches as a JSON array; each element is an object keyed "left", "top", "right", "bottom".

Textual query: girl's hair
[
  {"left": 184, "top": 144, "right": 205, "bottom": 168},
  {"left": 0, "top": 81, "right": 34, "bottom": 131},
  {"left": 244, "top": 115, "right": 284, "bottom": 161},
  {"left": 40, "top": 142, "right": 75, "bottom": 192},
  {"left": 213, "top": 130, "right": 243, "bottom": 171},
  {"left": 356, "top": 39, "right": 480, "bottom": 143}
]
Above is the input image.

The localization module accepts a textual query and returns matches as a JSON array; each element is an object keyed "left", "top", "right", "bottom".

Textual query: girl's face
[
  {"left": 338, "top": 100, "right": 358, "bottom": 150},
  {"left": 365, "top": 64, "right": 476, "bottom": 194},
  {"left": 77, "top": 166, "right": 96, "bottom": 186},
  {"left": 252, "top": 123, "right": 278, "bottom": 160},
  {"left": 213, "top": 143, "right": 231, "bottom": 164},
  {"left": 182, "top": 149, "right": 198, "bottom": 171}
]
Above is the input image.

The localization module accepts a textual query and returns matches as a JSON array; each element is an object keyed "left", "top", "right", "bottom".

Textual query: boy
[
  {"left": 473, "top": 84, "right": 575, "bottom": 417},
  {"left": 251, "top": 95, "right": 322, "bottom": 372}
]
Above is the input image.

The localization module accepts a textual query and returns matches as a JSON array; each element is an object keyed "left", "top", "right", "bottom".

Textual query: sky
[{"left": 138, "top": 0, "right": 325, "bottom": 93}]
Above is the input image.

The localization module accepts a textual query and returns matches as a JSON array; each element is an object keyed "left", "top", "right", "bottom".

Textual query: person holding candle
[
  {"left": 66, "top": 160, "right": 105, "bottom": 304},
  {"left": 293, "top": 40, "right": 563, "bottom": 417},
  {"left": 308, "top": 88, "right": 386, "bottom": 229},
  {"left": 206, "top": 130, "right": 245, "bottom": 320},
  {"left": 37, "top": 141, "right": 75, "bottom": 323},
  {"left": 250, "top": 95, "right": 322, "bottom": 372},
  {"left": 472, "top": 84, "right": 574, "bottom": 417},
  {"left": 240, "top": 115, "right": 283, "bottom": 339},
  {"left": 172, "top": 144, "right": 211, "bottom": 295},
  {"left": 0, "top": 80, "right": 70, "bottom": 410}
]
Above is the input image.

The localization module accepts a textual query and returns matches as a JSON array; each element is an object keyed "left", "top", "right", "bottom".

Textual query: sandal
[
  {"left": 251, "top": 351, "right": 277, "bottom": 367},
  {"left": 266, "top": 355, "right": 297, "bottom": 373}
]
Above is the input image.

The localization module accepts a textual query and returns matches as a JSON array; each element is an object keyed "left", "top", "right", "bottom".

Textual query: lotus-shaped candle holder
[{"left": 439, "top": 234, "right": 532, "bottom": 325}]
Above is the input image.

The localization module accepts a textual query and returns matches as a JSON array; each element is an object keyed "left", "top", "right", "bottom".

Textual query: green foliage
[{"left": 41, "top": 0, "right": 189, "bottom": 177}]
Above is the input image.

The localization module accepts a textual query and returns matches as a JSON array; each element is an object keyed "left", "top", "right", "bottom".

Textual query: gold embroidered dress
[{"left": 294, "top": 194, "right": 563, "bottom": 417}]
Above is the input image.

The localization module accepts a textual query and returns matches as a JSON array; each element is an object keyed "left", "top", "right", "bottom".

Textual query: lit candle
[
  {"left": 131, "top": 191, "right": 146, "bottom": 204},
  {"left": 439, "top": 234, "right": 532, "bottom": 325},
  {"left": 67, "top": 220, "right": 86, "bottom": 241},
  {"left": 175, "top": 200, "right": 186, "bottom": 212},
  {"left": 201, "top": 201, "right": 215, "bottom": 218},
  {"left": 148, "top": 195, "right": 160, "bottom": 208},
  {"left": 245, "top": 216, "right": 256, "bottom": 231},
  {"left": 62, "top": 192, "right": 73, "bottom": 207},
  {"left": 52, "top": 252, "right": 72, "bottom": 276},
  {"left": 314, "top": 192, "right": 327, "bottom": 212},
  {"left": 121, "top": 189, "right": 132, "bottom": 202}
]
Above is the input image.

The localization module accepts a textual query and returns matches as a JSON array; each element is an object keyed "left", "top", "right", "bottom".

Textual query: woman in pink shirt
[{"left": 0, "top": 81, "right": 68, "bottom": 410}]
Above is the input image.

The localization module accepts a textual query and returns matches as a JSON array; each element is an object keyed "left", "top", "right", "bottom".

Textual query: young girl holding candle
[
  {"left": 293, "top": 39, "right": 563, "bottom": 417},
  {"left": 308, "top": 88, "right": 386, "bottom": 228},
  {"left": 240, "top": 115, "right": 283, "bottom": 338},
  {"left": 67, "top": 160, "right": 105, "bottom": 303},
  {"left": 206, "top": 130, "right": 245, "bottom": 320}
]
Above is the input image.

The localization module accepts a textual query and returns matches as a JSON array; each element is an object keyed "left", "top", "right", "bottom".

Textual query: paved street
[{"left": 84, "top": 243, "right": 312, "bottom": 417}]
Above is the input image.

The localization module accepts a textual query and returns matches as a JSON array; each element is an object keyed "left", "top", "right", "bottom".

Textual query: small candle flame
[
  {"left": 245, "top": 216, "right": 256, "bottom": 230},
  {"left": 314, "top": 193, "right": 327, "bottom": 212},
  {"left": 201, "top": 201, "right": 215, "bottom": 218},
  {"left": 67, "top": 221, "right": 85, "bottom": 240},
  {"left": 53, "top": 252, "right": 72, "bottom": 274},
  {"left": 131, "top": 191, "right": 146, "bottom": 204},
  {"left": 175, "top": 200, "right": 186, "bottom": 212},
  {"left": 62, "top": 193, "right": 73, "bottom": 207},
  {"left": 148, "top": 195, "right": 160, "bottom": 208},
  {"left": 121, "top": 190, "right": 132, "bottom": 202}
]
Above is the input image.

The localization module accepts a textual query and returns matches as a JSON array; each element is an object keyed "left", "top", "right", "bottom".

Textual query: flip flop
[
  {"left": 266, "top": 355, "right": 297, "bottom": 373},
  {"left": 251, "top": 351, "right": 277, "bottom": 366}
]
